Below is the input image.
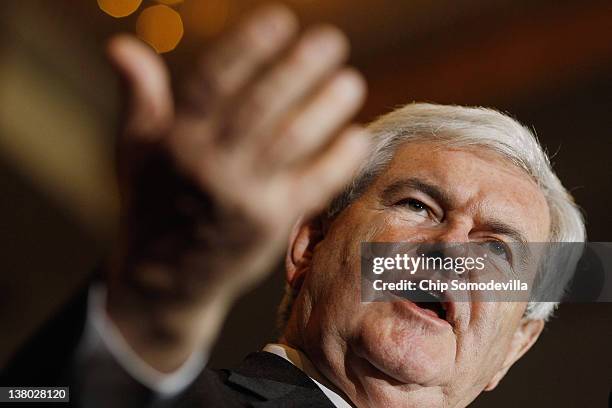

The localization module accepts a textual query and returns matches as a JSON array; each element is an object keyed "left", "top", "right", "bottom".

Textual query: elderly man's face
[{"left": 285, "top": 141, "right": 551, "bottom": 407}]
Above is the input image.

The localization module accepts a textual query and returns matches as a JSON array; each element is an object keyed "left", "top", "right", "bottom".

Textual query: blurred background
[{"left": 0, "top": 0, "right": 610, "bottom": 406}]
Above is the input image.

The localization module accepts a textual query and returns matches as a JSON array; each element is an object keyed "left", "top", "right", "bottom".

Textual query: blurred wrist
[{"left": 105, "top": 263, "right": 237, "bottom": 372}]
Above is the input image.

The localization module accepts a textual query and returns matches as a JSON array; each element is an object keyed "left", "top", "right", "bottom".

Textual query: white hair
[{"left": 279, "top": 103, "right": 586, "bottom": 327}]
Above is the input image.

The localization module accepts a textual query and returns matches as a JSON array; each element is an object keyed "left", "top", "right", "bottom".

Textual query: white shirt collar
[{"left": 263, "top": 343, "right": 353, "bottom": 408}]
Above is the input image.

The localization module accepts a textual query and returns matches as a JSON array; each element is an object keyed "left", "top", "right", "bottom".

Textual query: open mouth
[{"left": 405, "top": 288, "right": 448, "bottom": 321}]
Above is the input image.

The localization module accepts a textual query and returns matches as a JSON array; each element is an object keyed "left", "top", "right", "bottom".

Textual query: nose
[
  {"left": 416, "top": 242, "right": 470, "bottom": 260},
  {"left": 416, "top": 218, "right": 472, "bottom": 256}
]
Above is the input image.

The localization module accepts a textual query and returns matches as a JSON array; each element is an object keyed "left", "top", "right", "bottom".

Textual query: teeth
[
  {"left": 426, "top": 290, "right": 440, "bottom": 299},
  {"left": 424, "top": 289, "right": 443, "bottom": 302}
]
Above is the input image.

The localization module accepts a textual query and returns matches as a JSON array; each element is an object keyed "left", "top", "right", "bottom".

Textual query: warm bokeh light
[
  {"left": 136, "top": 5, "right": 184, "bottom": 53},
  {"left": 182, "top": 0, "right": 230, "bottom": 39},
  {"left": 97, "top": 0, "right": 143, "bottom": 18}
]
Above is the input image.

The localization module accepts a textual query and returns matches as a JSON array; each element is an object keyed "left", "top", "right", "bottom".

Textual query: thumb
[{"left": 107, "top": 34, "right": 174, "bottom": 141}]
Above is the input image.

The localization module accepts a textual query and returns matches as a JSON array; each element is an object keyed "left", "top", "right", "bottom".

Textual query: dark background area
[{"left": 0, "top": 0, "right": 610, "bottom": 406}]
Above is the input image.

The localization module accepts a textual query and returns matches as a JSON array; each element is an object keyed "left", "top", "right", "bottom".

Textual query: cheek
[
  {"left": 309, "top": 205, "right": 378, "bottom": 304},
  {"left": 455, "top": 303, "right": 522, "bottom": 376},
  {"left": 367, "top": 211, "right": 435, "bottom": 243},
  {"left": 303, "top": 230, "right": 363, "bottom": 330}
]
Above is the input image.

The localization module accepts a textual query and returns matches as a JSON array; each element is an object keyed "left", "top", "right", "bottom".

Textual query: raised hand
[{"left": 104, "top": 4, "right": 369, "bottom": 371}]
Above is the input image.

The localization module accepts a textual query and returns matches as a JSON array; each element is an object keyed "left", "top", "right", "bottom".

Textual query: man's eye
[
  {"left": 487, "top": 241, "right": 510, "bottom": 260},
  {"left": 402, "top": 198, "right": 428, "bottom": 213}
]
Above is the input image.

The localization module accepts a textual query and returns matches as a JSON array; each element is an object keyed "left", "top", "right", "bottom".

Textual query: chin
[
  {"left": 350, "top": 375, "right": 448, "bottom": 408},
  {"left": 352, "top": 304, "right": 456, "bottom": 386}
]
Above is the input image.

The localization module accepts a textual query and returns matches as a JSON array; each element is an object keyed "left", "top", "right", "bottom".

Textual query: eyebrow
[
  {"left": 483, "top": 220, "right": 529, "bottom": 246},
  {"left": 381, "top": 177, "right": 533, "bottom": 266},
  {"left": 380, "top": 177, "right": 455, "bottom": 209}
]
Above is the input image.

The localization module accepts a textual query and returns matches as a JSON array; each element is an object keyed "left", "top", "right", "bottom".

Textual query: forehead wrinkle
[
  {"left": 378, "top": 143, "right": 549, "bottom": 241},
  {"left": 469, "top": 194, "right": 535, "bottom": 239}
]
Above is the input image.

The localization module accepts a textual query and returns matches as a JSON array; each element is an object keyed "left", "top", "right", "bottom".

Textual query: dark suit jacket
[{"left": 0, "top": 288, "right": 336, "bottom": 408}]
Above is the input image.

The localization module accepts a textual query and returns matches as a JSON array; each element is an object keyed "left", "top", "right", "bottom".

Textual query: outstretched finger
[
  {"left": 223, "top": 25, "right": 349, "bottom": 148},
  {"left": 181, "top": 3, "right": 298, "bottom": 115},
  {"left": 292, "top": 126, "right": 370, "bottom": 215},
  {"left": 264, "top": 68, "right": 366, "bottom": 168},
  {"left": 107, "top": 34, "right": 174, "bottom": 141}
]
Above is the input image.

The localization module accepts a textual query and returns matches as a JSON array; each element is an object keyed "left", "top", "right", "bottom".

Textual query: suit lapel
[{"left": 225, "top": 352, "right": 336, "bottom": 407}]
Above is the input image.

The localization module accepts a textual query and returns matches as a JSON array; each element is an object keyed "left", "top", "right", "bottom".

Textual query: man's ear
[
  {"left": 484, "top": 318, "right": 545, "bottom": 391},
  {"left": 285, "top": 215, "right": 325, "bottom": 290}
]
